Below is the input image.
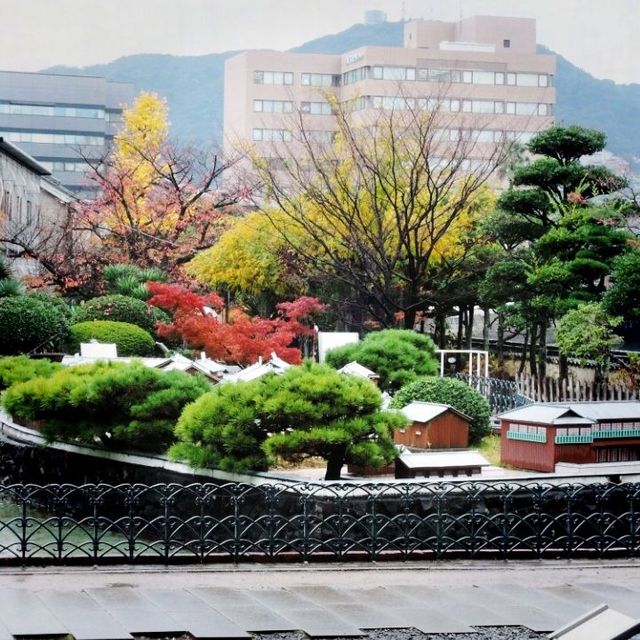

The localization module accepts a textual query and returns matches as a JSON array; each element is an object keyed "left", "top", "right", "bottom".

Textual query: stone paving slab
[
  {"left": 566, "top": 582, "right": 640, "bottom": 616},
  {"left": 206, "top": 604, "right": 300, "bottom": 632},
  {"left": 328, "top": 603, "right": 409, "bottom": 629},
  {"left": 487, "top": 583, "right": 589, "bottom": 621},
  {"left": 544, "top": 584, "right": 640, "bottom": 618},
  {"left": 295, "top": 586, "right": 360, "bottom": 604},
  {"left": 246, "top": 590, "right": 366, "bottom": 636},
  {"left": 393, "top": 585, "right": 512, "bottom": 626},
  {"left": 389, "top": 605, "right": 474, "bottom": 634},
  {"left": 37, "top": 590, "right": 134, "bottom": 640},
  {"left": 0, "top": 588, "right": 68, "bottom": 636},
  {"left": 141, "top": 590, "right": 250, "bottom": 639},
  {"left": 86, "top": 587, "right": 185, "bottom": 635}
]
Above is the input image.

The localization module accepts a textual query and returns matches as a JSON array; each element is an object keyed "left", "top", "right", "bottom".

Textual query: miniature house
[
  {"left": 499, "top": 401, "right": 640, "bottom": 472},
  {"left": 396, "top": 401, "right": 471, "bottom": 449}
]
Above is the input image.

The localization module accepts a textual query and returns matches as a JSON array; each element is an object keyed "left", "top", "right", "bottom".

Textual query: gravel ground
[{"left": 252, "top": 628, "right": 547, "bottom": 640}]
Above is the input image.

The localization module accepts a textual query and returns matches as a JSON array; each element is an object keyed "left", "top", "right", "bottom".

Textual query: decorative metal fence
[
  {"left": 1, "top": 481, "right": 639, "bottom": 565},
  {"left": 452, "top": 374, "right": 530, "bottom": 414}
]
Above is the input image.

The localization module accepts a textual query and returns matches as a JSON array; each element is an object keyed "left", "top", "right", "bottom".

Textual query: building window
[
  {"left": 253, "top": 70, "right": 293, "bottom": 85},
  {"left": 371, "top": 66, "right": 416, "bottom": 81},
  {"left": 503, "top": 39, "right": 511, "bottom": 48},
  {"left": 301, "top": 73, "right": 340, "bottom": 87},
  {"left": 253, "top": 99, "right": 293, "bottom": 113},
  {"left": 300, "top": 101, "right": 333, "bottom": 115},
  {"left": 343, "top": 66, "right": 369, "bottom": 85},
  {"left": 0, "top": 102, "right": 105, "bottom": 119},
  {"left": 252, "top": 128, "right": 292, "bottom": 142},
  {"left": 0, "top": 130, "right": 104, "bottom": 146}
]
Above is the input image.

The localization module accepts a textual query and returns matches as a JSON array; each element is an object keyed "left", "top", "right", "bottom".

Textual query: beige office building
[{"left": 224, "top": 15, "right": 555, "bottom": 170}]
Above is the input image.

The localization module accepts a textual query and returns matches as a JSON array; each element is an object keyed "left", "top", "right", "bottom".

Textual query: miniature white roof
[
  {"left": 400, "top": 401, "right": 471, "bottom": 424},
  {"left": 398, "top": 450, "right": 490, "bottom": 470},
  {"left": 338, "top": 361, "right": 379, "bottom": 380},
  {"left": 220, "top": 352, "right": 291, "bottom": 384},
  {"left": 80, "top": 342, "right": 117, "bottom": 358},
  {"left": 500, "top": 401, "right": 640, "bottom": 424}
]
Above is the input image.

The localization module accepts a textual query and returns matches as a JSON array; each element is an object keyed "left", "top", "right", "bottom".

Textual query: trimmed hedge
[
  {"left": 69, "top": 320, "right": 156, "bottom": 356},
  {"left": 0, "top": 295, "right": 71, "bottom": 355},
  {"left": 325, "top": 329, "right": 438, "bottom": 392},
  {"left": 73, "top": 294, "right": 165, "bottom": 334},
  {"left": 2, "top": 361, "right": 210, "bottom": 453},
  {"left": 0, "top": 355, "right": 62, "bottom": 390},
  {"left": 391, "top": 376, "right": 491, "bottom": 444}
]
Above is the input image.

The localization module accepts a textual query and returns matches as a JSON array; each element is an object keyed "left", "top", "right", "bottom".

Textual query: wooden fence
[{"left": 516, "top": 374, "right": 639, "bottom": 404}]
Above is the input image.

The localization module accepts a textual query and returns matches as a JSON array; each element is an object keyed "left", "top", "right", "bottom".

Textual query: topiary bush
[
  {"left": 2, "top": 361, "right": 210, "bottom": 453},
  {"left": 391, "top": 376, "right": 491, "bottom": 444},
  {"left": 325, "top": 329, "right": 438, "bottom": 392},
  {"left": 69, "top": 320, "right": 156, "bottom": 356},
  {"left": 0, "top": 355, "right": 62, "bottom": 390},
  {"left": 73, "top": 294, "right": 167, "bottom": 334},
  {"left": 0, "top": 295, "right": 71, "bottom": 355}
]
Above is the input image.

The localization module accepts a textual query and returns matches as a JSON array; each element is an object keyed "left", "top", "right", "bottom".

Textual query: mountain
[{"left": 44, "top": 21, "right": 640, "bottom": 170}]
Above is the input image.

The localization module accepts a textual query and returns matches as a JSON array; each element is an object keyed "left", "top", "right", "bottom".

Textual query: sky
[{"left": 1, "top": 0, "right": 638, "bottom": 84}]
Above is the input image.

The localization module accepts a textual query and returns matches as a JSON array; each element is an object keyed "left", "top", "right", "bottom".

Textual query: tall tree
[
  {"left": 481, "top": 125, "right": 630, "bottom": 377},
  {"left": 254, "top": 99, "right": 507, "bottom": 330},
  {"left": 76, "top": 92, "right": 254, "bottom": 274}
]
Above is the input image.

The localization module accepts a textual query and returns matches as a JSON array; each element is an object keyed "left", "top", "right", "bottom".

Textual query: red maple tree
[{"left": 147, "top": 283, "right": 326, "bottom": 365}]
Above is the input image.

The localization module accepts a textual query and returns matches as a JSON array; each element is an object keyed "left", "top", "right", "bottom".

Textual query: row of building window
[
  {"left": 0, "top": 130, "right": 104, "bottom": 146},
  {"left": 343, "top": 66, "right": 552, "bottom": 87},
  {"left": 253, "top": 100, "right": 334, "bottom": 115},
  {"left": 252, "top": 127, "right": 535, "bottom": 146},
  {"left": 0, "top": 102, "right": 106, "bottom": 119},
  {"left": 508, "top": 423, "right": 547, "bottom": 436},
  {"left": 256, "top": 66, "right": 552, "bottom": 89},
  {"left": 1, "top": 190, "right": 37, "bottom": 225},
  {"left": 348, "top": 95, "right": 551, "bottom": 116},
  {"left": 39, "top": 160, "right": 91, "bottom": 173}
]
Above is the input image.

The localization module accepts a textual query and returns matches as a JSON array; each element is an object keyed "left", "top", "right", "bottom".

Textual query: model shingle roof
[
  {"left": 400, "top": 401, "right": 471, "bottom": 423},
  {"left": 499, "top": 401, "right": 640, "bottom": 424}
]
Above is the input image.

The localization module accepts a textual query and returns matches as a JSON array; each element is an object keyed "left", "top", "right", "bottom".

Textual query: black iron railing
[
  {"left": 452, "top": 373, "right": 530, "bottom": 414},
  {"left": 1, "top": 481, "right": 639, "bottom": 565}
]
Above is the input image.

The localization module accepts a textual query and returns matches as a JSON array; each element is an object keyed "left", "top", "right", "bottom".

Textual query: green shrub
[
  {"left": 172, "top": 362, "right": 408, "bottom": 479},
  {"left": 0, "top": 295, "right": 71, "bottom": 355},
  {"left": 73, "top": 294, "right": 166, "bottom": 334},
  {"left": 325, "top": 329, "right": 438, "bottom": 392},
  {"left": 2, "top": 362, "right": 209, "bottom": 453},
  {"left": 69, "top": 320, "right": 156, "bottom": 356},
  {"left": 0, "top": 356, "right": 62, "bottom": 390},
  {"left": 171, "top": 380, "right": 269, "bottom": 473},
  {"left": 391, "top": 376, "right": 491, "bottom": 444}
]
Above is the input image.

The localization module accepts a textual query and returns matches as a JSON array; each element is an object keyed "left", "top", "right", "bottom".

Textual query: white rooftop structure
[
  {"left": 397, "top": 450, "right": 490, "bottom": 470},
  {"left": 500, "top": 401, "right": 640, "bottom": 424},
  {"left": 220, "top": 352, "right": 292, "bottom": 384},
  {"left": 80, "top": 342, "right": 118, "bottom": 358},
  {"left": 400, "top": 401, "right": 470, "bottom": 423},
  {"left": 337, "top": 361, "right": 379, "bottom": 381}
]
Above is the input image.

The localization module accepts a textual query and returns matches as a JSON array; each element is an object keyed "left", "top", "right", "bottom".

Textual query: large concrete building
[
  {"left": 224, "top": 15, "right": 555, "bottom": 168},
  {"left": 0, "top": 71, "right": 134, "bottom": 196}
]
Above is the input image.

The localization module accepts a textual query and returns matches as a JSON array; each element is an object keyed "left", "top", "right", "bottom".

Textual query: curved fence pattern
[{"left": 1, "top": 481, "right": 639, "bottom": 564}]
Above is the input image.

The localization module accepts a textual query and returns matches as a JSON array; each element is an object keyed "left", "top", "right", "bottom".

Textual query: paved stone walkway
[{"left": 0, "top": 561, "right": 639, "bottom": 638}]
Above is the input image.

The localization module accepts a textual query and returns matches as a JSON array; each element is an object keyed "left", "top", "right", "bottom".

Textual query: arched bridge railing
[{"left": 0, "top": 480, "right": 639, "bottom": 565}]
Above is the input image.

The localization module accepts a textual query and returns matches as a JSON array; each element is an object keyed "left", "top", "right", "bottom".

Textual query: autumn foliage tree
[
  {"left": 75, "top": 92, "right": 253, "bottom": 275},
  {"left": 254, "top": 96, "right": 508, "bottom": 330},
  {"left": 148, "top": 282, "right": 326, "bottom": 365}
]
